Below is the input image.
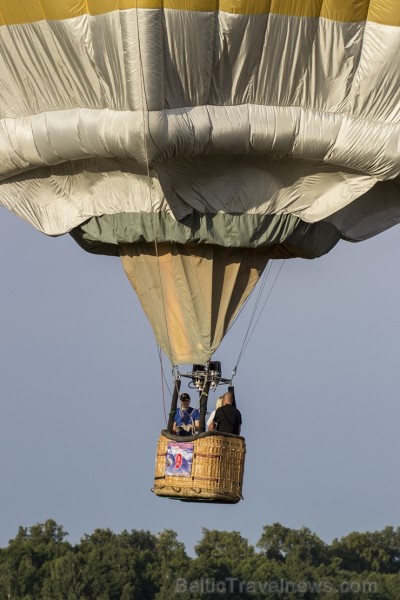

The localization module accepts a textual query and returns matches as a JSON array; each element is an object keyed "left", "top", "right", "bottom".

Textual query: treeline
[{"left": 0, "top": 520, "right": 399, "bottom": 599}]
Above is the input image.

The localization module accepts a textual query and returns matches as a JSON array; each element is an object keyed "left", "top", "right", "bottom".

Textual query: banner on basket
[{"left": 165, "top": 442, "right": 194, "bottom": 477}]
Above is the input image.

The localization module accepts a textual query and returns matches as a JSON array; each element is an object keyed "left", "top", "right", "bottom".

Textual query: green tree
[
  {"left": 2, "top": 521, "right": 400, "bottom": 600},
  {"left": 331, "top": 527, "right": 400, "bottom": 574},
  {"left": 78, "top": 528, "right": 159, "bottom": 599},
  {"left": 41, "top": 552, "right": 84, "bottom": 600},
  {"left": 258, "top": 523, "right": 329, "bottom": 567},
  {"left": 0, "top": 519, "right": 71, "bottom": 599},
  {"left": 186, "top": 529, "right": 255, "bottom": 599},
  {"left": 155, "top": 529, "right": 190, "bottom": 600}
]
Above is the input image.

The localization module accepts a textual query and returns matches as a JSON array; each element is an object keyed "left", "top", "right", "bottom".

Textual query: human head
[
  {"left": 180, "top": 393, "right": 191, "bottom": 407},
  {"left": 222, "top": 392, "right": 234, "bottom": 405}
]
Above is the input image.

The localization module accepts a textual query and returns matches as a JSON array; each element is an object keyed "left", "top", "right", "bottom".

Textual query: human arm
[
  {"left": 192, "top": 408, "right": 200, "bottom": 432},
  {"left": 209, "top": 407, "right": 221, "bottom": 432},
  {"left": 206, "top": 410, "right": 215, "bottom": 430},
  {"left": 172, "top": 408, "right": 179, "bottom": 434}
]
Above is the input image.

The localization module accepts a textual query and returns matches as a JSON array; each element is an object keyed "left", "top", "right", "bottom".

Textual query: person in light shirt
[{"left": 207, "top": 396, "right": 223, "bottom": 431}]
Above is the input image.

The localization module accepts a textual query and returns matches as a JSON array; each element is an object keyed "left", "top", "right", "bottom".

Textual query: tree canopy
[{"left": 0, "top": 520, "right": 399, "bottom": 599}]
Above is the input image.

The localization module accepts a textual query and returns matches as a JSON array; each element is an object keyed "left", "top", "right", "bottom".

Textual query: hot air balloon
[{"left": 0, "top": 1, "right": 399, "bottom": 501}]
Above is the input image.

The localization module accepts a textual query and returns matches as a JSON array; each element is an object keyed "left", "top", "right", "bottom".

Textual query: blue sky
[{"left": 1, "top": 206, "right": 399, "bottom": 554}]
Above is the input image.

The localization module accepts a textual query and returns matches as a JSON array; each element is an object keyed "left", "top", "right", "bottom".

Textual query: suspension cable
[
  {"left": 134, "top": 3, "right": 176, "bottom": 397},
  {"left": 226, "top": 260, "right": 273, "bottom": 336},
  {"left": 233, "top": 260, "right": 285, "bottom": 372},
  {"left": 134, "top": 2, "right": 175, "bottom": 368},
  {"left": 157, "top": 346, "right": 168, "bottom": 426}
]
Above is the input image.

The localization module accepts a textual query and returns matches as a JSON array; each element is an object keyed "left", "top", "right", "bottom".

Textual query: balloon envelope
[{"left": 0, "top": 1, "right": 399, "bottom": 362}]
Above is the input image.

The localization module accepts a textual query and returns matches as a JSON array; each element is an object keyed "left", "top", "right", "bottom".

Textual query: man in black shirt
[{"left": 209, "top": 391, "right": 242, "bottom": 435}]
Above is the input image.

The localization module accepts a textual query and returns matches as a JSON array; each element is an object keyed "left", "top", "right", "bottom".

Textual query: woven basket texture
[{"left": 154, "top": 432, "right": 246, "bottom": 503}]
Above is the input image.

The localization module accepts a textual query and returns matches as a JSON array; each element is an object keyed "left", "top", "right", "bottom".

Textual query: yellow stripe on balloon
[
  {"left": 0, "top": 0, "right": 398, "bottom": 26},
  {"left": 367, "top": 0, "right": 400, "bottom": 27}
]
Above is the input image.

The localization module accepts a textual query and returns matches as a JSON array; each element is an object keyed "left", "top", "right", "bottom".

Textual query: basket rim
[{"left": 159, "top": 429, "right": 245, "bottom": 442}]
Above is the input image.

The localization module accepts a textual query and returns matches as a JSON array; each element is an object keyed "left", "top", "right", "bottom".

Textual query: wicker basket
[{"left": 153, "top": 430, "right": 246, "bottom": 503}]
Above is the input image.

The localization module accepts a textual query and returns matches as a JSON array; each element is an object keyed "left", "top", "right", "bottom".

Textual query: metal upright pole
[
  {"left": 228, "top": 385, "right": 236, "bottom": 407},
  {"left": 167, "top": 378, "right": 181, "bottom": 433},
  {"left": 198, "top": 379, "right": 211, "bottom": 433}
]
